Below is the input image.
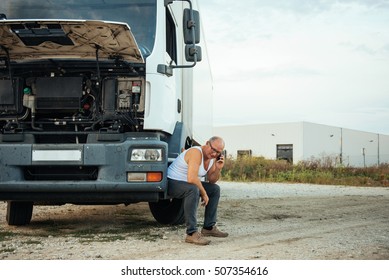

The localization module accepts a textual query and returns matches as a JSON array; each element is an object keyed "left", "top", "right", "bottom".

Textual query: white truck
[{"left": 0, "top": 0, "right": 213, "bottom": 225}]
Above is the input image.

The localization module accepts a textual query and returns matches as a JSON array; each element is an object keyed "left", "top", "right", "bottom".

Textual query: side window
[{"left": 166, "top": 9, "right": 177, "bottom": 64}]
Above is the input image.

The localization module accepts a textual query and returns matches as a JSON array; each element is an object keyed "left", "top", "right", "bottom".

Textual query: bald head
[{"left": 208, "top": 136, "right": 225, "bottom": 148}]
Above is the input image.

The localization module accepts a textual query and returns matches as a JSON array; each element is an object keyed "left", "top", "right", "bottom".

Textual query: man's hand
[
  {"left": 216, "top": 155, "right": 225, "bottom": 168},
  {"left": 200, "top": 191, "right": 209, "bottom": 206}
]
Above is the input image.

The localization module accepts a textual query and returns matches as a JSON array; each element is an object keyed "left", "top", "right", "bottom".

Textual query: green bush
[{"left": 221, "top": 156, "right": 389, "bottom": 187}]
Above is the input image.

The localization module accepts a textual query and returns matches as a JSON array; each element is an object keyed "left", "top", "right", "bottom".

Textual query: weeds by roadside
[{"left": 221, "top": 156, "right": 389, "bottom": 187}]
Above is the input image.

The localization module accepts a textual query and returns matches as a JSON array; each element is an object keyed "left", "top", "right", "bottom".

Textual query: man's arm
[{"left": 185, "top": 149, "right": 209, "bottom": 206}]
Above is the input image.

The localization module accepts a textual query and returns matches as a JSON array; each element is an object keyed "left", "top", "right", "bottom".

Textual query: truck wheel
[
  {"left": 6, "top": 201, "right": 33, "bottom": 226},
  {"left": 149, "top": 198, "right": 185, "bottom": 225}
]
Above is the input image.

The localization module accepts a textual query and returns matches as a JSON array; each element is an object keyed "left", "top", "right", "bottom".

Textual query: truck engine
[{"left": 1, "top": 69, "right": 146, "bottom": 142}]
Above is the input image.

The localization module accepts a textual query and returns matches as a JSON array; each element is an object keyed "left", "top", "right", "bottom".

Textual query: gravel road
[{"left": 1, "top": 182, "right": 388, "bottom": 260}]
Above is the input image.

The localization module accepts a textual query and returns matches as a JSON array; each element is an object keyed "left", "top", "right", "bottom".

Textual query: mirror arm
[{"left": 158, "top": 0, "right": 198, "bottom": 76}]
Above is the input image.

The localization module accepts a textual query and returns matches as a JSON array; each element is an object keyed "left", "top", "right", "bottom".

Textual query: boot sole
[{"left": 185, "top": 239, "right": 211, "bottom": 245}]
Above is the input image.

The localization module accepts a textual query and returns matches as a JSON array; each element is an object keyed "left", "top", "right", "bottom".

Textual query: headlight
[{"left": 130, "top": 149, "right": 162, "bottom": 161}]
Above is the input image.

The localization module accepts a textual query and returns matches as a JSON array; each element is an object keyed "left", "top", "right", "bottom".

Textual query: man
[{"left": 167, "top": 136, "right": 228, "bottom": 245}]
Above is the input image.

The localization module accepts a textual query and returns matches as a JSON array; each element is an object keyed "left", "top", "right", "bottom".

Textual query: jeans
[{"left": 167, "top": 178, "right": 221, "bottom": 235}]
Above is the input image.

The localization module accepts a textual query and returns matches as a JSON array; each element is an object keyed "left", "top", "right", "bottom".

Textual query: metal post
[
  {"left": 377, "top": 133, "right": 380, "bottom": 166},
  {"left": 362, "top": 147, "right": 366, "bottom": 168},
  {"left": 340, "top": 127, "right": 343, "bottom": 165}
]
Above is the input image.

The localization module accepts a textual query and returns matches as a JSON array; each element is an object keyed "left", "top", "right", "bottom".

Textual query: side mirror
[
  {"left": 158, "top": 1, "right": 201, "bottom": 76},
  {"left": 157, "top": 64, "right": 173, "bottom": 77},
  {"left": 185, "top": 45, "right": 202, "bottom": 62},
  {"left": 183, "top": 9, "right": 200, "bottom": 44}
]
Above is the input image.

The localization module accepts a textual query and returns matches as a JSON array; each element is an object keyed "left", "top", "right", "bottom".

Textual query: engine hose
[{"left": 31, "top": 113, "right": 43, "bottom": 131}]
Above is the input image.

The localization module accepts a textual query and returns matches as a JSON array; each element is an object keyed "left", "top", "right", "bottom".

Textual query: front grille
[{"left": 24, "top": 166, "right": 98, "bottom": 181}]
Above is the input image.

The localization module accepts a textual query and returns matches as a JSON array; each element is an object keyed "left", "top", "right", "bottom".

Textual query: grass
[
  {"left": 22, "top": 240, "right": 42, "bottom": 245},
  {"left": 0, "top": 230, "right": 15, "bottom": 242},
  {"left": 0, "top": 247, "right": 15, "bottom": 254},
  {"left": 75, "top": 233, "right": 126, "bottom": 244},
  {"left": 221, "top": 156, "right": 389, "bottom": 187}
]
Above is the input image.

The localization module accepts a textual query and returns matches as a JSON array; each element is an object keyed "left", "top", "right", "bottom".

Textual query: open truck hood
[{"left": 0, "top": 20, "right": 144, "bottom": 63}]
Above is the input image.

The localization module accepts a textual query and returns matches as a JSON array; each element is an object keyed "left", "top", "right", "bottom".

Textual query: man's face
[{"left": 207, "top": 140, "right": 224, "bottom": 159}]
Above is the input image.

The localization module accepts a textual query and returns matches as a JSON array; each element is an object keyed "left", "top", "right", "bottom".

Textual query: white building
[{"left": 214, "top": 122, "right": 389, "bottom": 167}]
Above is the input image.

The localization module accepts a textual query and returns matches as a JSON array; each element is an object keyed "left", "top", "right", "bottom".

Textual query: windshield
[{"left": 0, "top": 0, "right": 156, "bottom": 57}]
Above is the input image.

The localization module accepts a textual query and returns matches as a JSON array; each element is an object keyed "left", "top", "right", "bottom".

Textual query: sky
[{"left": 198, "top": 0, "right": 389, "bottom": 135}]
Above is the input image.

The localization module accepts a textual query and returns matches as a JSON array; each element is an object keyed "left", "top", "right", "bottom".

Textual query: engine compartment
[{"left": 0, "top": 60, "right": 146, "bottom": 143}]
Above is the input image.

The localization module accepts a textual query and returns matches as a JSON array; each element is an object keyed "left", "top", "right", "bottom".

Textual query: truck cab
[{"left": 0, "top": 0, "right": 213, "bottom": 225}]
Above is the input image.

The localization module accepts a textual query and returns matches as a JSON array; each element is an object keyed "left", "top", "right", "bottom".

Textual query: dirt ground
[{"left": 1, "top": 182, "right": 388, "bottom": 260}]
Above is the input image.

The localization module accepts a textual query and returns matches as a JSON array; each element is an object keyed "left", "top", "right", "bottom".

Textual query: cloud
[
  {"left": 200, "top": 0, "right": 389, "bottom": 134},
  {"left": 383, "top": 44, "right": 389, "bottom": 53}
]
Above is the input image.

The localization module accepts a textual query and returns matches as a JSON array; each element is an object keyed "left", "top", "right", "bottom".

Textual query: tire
[
  {"left": 6, "top": 201, "right": 33, "bottom": 226},
  {"left": 148, "top": 198, "right": 185, "bottom": 225}
]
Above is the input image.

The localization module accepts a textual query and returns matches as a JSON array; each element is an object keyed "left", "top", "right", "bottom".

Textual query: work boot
[
  {"left": 201, "top": 226, "right": 229, "bottom": 238},
  {"left": 185, "top": 232, "right": 211, "bottom": 245}
]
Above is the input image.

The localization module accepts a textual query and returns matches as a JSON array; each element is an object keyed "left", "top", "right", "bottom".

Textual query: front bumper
[{"left": 0, "top": 135, "right": 168, "bottom": 203}]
